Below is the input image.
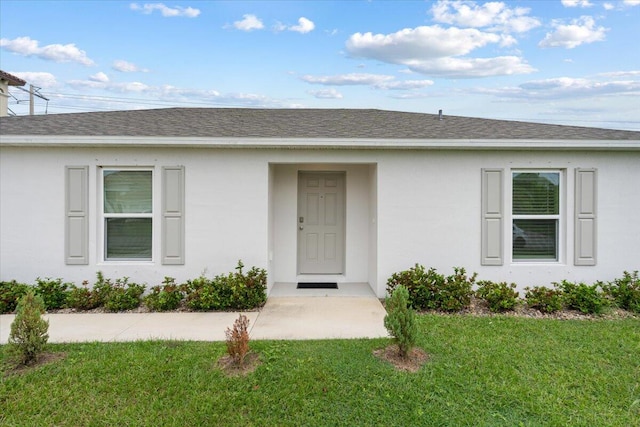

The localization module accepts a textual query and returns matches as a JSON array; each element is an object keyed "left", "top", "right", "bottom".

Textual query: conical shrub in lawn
[
  {"left": 7, "top": 290, "right": 49, "bottom": 366},
  {"left": 384, "top": 285, "right": 417, "bottom": 360}
]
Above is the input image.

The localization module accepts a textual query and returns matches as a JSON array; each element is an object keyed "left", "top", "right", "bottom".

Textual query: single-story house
[{"left": 1, "top": 108, "right": 639, "bottom": 297}]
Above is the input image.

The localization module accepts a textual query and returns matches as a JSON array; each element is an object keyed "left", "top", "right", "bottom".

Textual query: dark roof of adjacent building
[
  {"left": 1, "top": 107, "right": 639, "bottom": 140},
  {"left": 0, "top": 70, "right": 26, "bottom": 86}
]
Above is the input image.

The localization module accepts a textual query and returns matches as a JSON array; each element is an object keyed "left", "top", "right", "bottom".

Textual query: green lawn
[{"left": 2, "top": 315, "right": 639, "bottom": 426}]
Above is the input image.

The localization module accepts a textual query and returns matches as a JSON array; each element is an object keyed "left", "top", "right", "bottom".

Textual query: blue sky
[{"left": 1, "top": 0, "right": 639, "bottom": 130}]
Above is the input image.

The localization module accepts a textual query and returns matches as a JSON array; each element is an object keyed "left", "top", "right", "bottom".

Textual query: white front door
[{"left": 297, "top": 172, "right": 345, "bottom": 274}]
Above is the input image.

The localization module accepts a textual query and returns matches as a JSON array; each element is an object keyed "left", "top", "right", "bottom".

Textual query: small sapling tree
[
  {"left": 225, "top": 314, "right": 251, "bottom": 367},
  {"left": 7, "top": 290, "right": 50, "bottom": 366},
  {"left": 384, "top": 285, "right": 417, "bottom": 360}
]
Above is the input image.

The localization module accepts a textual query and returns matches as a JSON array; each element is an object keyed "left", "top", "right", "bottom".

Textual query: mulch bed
[
  {"left": 373, "top": 345, "right": 430, "bottom": 372},
  {"left": 216, "top": 352, "right": 261, "bottom": 377},
  {"left": 3, "top": 352, "right": 67, "bottom": 377}
]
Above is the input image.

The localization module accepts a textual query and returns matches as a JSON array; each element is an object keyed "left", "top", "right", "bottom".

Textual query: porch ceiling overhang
[{"left": 2, "top": 135, "right": 640, "bottom": 151}]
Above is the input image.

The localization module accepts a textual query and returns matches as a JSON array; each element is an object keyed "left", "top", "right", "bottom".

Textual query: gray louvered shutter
[
  {"left": 65, "top": 166, "right": 89, "bottom": 265},
  {"left": 574, "top": 168, "right": 597, "bottom": 266},
  {"left": 162, "top": 166, "right": 185, "bottom": 265},
  {"left": 481, "top": 169, "right": 503, "bottom": 265}
]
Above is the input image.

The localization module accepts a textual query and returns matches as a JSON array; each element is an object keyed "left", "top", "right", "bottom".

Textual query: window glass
[
  {"left": 103, "top": 170, "right": 152, "bottom": 261},
  {"left": 104, "top": 171, "right": 152, "bottom": 214},
  {"left": 512, "top": 172, "right": 559, "bottom": 215},
  {"left": 513, "top": 219, "right": 557, "bottom": 259},
  {"left": 105, "top": 218, "right": 152, "bottom": 259},
  {"left": 512, "top": 172, "right": 560, "bottom": 261}
]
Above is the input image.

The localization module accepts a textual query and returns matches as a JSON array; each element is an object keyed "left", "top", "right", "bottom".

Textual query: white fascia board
[{"left": 1, "top": 135, "right": 639, "bottom": 151}]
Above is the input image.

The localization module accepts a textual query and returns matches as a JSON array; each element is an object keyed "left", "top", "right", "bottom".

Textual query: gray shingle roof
[{"left": 1, "top": 107, "right": 639, "bottom": 140}]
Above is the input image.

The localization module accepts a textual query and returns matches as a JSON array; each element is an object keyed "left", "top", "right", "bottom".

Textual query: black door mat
[{"left": 297, "top": 282, "right": 338, "bottom": 289}]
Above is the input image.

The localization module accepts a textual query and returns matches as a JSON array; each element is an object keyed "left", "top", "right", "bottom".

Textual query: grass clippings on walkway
[{"left": 1, "top": 315, "right": 639, "bottom": 426}]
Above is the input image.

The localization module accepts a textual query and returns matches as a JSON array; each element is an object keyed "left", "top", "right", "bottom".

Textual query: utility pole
[{"left": 30, "top": 84, "right": 34, "bottom": 115}]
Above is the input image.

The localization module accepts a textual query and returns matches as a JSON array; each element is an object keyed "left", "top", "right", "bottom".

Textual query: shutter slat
[
  {"left": 162, "top": 166, "right": 185, "bottom": 265},
  {"left": 65, "top": 166, "right": 89, "bottom": 265},
  {"left": 481, "top": 169, "right": 503, "bottom": 265},
  {"left": 575, "top": 168, "right": 597, "bottom": 265}
]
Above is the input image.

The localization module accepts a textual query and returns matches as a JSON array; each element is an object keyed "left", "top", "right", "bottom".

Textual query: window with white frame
[
  {"left": 512, "top": 171, "right": 560, "bottom": 261},
  {"left": 102, "top": 169, "right": 153, "bottom": 260}
]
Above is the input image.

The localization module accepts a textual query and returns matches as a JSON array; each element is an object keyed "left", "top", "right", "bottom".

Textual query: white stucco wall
[
  {"left": 0, "top": 146, "right": 270, "bottom": 286},
  {"left": 1, "top": 143, "right": 639, "bottom": 297},
  {"left": 374, "top": 149, "right": 640, "bottom": 296}
]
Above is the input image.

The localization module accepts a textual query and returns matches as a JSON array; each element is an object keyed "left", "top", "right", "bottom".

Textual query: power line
[{"left": 7, "top": 88, "right": 638, "bottom": 130}]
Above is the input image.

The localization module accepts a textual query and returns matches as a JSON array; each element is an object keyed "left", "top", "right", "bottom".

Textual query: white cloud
[
  {"left": 274, "top": 17, "right": 315, "bottom": 34},
  {"left": 388, "top": 92, "right": 434, "bottom": 99},
  {"left": 431, "top": 0, "right": 541, "bottom": 33},
  {"left": 539, "top": 16, "right": 607, "bottom": 49},
  {"left": 301, "top": 73, "right": 395, "bottom": 86},
  {"left": 232, "top": 14, "right": 264, "bottom": 31},
  {"left": 61, "top": 77, "right": 285, "bottom": 108},
  {"left": 0, "top": 36, "right": 94, "bottom": 66},
  {"left": 130, "top": 3, "right": 200, "bottom": 18},
  {"left": 10, "top": 71, "right": 58, "bottom": 88},
  {"left": 158, "top": 85, "right": 221, "bottom": 98},
  {"left": 601, "top": 0, "right": 639, "bottom": 10},
  {"left": 345, "top": 26, "right": 535, "bottom": 77},
  {"left": 376, "top": 80, "right": 434, "bottom": 90},
  {"left": 112, "top": 59, "right": 148, "bottom": 72},
  {"left": 561, "top": 0, "right": 593, "bottom": 8},
  {"left": 308, "top": 89, "right": 343, "bottom": 99},
  {"left": 483, "top": 76, "right": 640, "bottom": 100},
  {"left": 301, "top": 73, "right": 435, "bottom": 90},
  {"left": 597, "top": 70, "right": 640, "bottom": 78},
  {"left": 89, "top": 72, "right": 110, "bottom": 83},
  {"left": 68, "top": 79, "right": 151, "bottom": 93},
  {"left": 290, "top": 17, "right": 315, "bottom": 34},
  {"left": 347, "top": 26, "right": 501, "bottom": 62},
  {"left": 407, "top": 56, "right": 535, "bottom": 77}
]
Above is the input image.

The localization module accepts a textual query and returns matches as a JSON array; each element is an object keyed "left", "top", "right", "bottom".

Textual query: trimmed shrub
[
  {"left": 66, "top": 280, "right": 101, "bottom": 311},
  {"left": 476, "top": 281, "right": 519, "bottom": 313},
  {"left": 227, "top": 261, "right": 267, "bottom": 310},
  {"left": 6, "top": 291, "right": 49, "bottom": 366},
  {"left": 182, "top": 276, "right": 217, "bottom": 311},
  {"left": 183, "top": 261, "right": 267, "bottom": 311},
  {"left": 525, "top": 286, "right": 564, "bottom": 313},
  {"left": 0, "top": 280, "right": 30, "bottom": 314},
  {"left": 386, "top": 265, "right": 475, "bottom": 312},
  {"left": 555, "top": 280, "right": 609, "bottom": 315},
  {"left": 92, "top": 271, "right": 114, "bottom": 307},
  {"left": 225, "top": 314, "right": 251, "bottom": 367},
  {"left": 35, "top": 277, "right": 72, "bottom": 310},
  {"left": 386, "top": 264, "right": 443, "bottom": 310},
  {"left": 384, "top": 285, "right": 417, "bottom": 359},
  {"left": 603, "top": 271, "right": 640, "bottom": 313},
  {"left": 438, "top": 267, "right": 476, "bottom": 312},
  {"left": 144, "top": 277, "right": 184, "bottom": 311},
  {"left": 102, "top": 277, "right": 146, "bottom": 312}
]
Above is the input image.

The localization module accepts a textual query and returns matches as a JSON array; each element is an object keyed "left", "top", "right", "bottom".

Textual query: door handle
[{"left": 299, "top": 225, "right": 304, "bottom": 230}]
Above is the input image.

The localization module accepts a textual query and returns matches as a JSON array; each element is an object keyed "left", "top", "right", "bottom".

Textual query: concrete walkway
[{"left": 0, "top": 285, "right": 389, "bottom": 343}]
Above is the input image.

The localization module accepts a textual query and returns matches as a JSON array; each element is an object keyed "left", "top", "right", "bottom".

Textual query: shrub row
[
  {"left": 182, "top": 261, "right": 267, "bottom": 311},
  {"left": 0, "top": 261, "right": 267, "bottom": 314},
  {"left": 387, "top": 265, "right": 639, "bottom": 315},
  {"left": 386, "top": 265, "right": 478, "bottom": 312}
]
